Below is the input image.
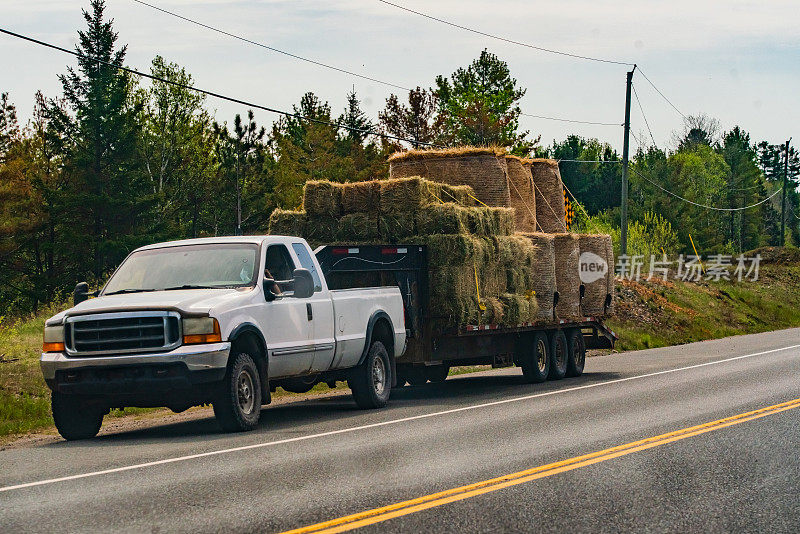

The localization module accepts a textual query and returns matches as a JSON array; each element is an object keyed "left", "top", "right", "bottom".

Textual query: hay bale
[
  {"left": 303, "top": 180, "right": 342, "bottom": 216},
  {"left": 389, "top": 147, "right": 511, "bottom": 207},
  {"left": 479, "top": 297, "right": 504, "bottom": 325},
  {"left": 420, "top": 234, "right": 487, "bottom": 268},
  {"left": 441, "top": 184, "right": 475, "bottom": 206},
  {"left": 416, "top": 204, "right": 468, "bottom": 235},
  {"left": 605, "top": 235, "right": 615, "bottom": 314},
  {"left": 505, "top": 156, "right": 537, "bottom": 233},
  {"left": 336, "top": 213, "right": 380, "bottom": 241},
  {"left": 380, "top": 177, "right": 442, "bottom": 213},
  {"left": 523, "top": 233, "right": 556, "bottom": 321},
  {"left": 379, "top": 213, "right": 416, "bottom": 243},
  {"left": 268, "top": 209, "right": 306, "bottom": 237},
  {"left": 552, "top": 233, "right": 581, "bottom": 319},
  {"left": 499, "top": 294, "right": 538, "bottom": 325},
  {"left": 341, "top": 181, "right": 380, "bottom": 214},
  {"left": 530, "top": 159, "right": 566, "bottom": 233},
  {"left": 578, "top": 234, "right": 611, "bottom": 316},
  {"left": 493, "top": 208, "right": 516, "bottom": 236},
  {"left": 304, "top": 215, "right": 338, "bottom": 245}
]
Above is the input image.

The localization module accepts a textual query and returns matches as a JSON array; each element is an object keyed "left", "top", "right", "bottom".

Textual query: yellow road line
[{"left": 280, "top": 397, "right": 800, "bottom": 534}]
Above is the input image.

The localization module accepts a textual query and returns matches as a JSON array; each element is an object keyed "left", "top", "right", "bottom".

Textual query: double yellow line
[{"left": 281, "top": 397, "right": 800, "bottom": 534}]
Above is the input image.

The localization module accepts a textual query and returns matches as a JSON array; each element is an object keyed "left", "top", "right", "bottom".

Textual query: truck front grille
[{"left": 65, "top": 312, "right": 181, "bottom": 356}]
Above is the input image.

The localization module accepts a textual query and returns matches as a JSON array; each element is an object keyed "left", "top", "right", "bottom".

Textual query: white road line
[{"left": 2, "top": 343, "right": 799, "bottom": 494}]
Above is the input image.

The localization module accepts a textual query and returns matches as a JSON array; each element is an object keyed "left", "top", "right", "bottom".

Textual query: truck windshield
[{"left": 103, "top": 243, "right": 259, "bottom": 295}]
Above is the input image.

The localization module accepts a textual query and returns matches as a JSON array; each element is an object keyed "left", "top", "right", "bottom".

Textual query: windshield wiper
[
  {"left": 104, "top": 288, "right": 158, "bottom": 296},
  {"left": 161, "top": 284, "right": 221, "bottom": 291}
]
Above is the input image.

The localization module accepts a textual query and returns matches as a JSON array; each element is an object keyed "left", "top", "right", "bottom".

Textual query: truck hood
[{"left": 46, "top": 288, "right": 253, "bottom": 324}]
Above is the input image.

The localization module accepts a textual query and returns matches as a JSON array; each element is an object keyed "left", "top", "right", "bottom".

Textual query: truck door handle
[{"left": 306, "top": 303, "right": 313, "bottom": 321}]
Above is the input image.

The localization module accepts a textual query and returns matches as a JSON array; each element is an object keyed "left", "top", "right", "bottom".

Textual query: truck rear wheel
[
  {"left": 566, "top": 328, "right": 586, "bottom": 377},
  {"left": 349, "top": 340, "right": 391, "bottom": 409},
  {"left": 213, "top": 351, "right": 262, "bottom": 432},
  {"left": 426, "top": 365, "right": 450, "bottom": 383},
  {"left": 51, "top": 392, "right": 104, "bottom": 441},
  {"left": 521, "top": 332, "right": 550, "bottom": 383},
  {"left": 548, "top": 330, "right": 568, "bottom": 380}
]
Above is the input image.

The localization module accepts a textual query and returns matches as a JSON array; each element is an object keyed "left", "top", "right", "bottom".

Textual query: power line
[
  {"left": 632, "top": 83, "right": 657, "bottom": 148},
  {"left": 376, "top": 0, "right": 633, "bottom": 66},
  {"left": 132, "top": 0, "right": 621, "bottom": 128},
  {"left": 637, "top": 68, "right": 686, "bottom": 119},
  {"left": 630, "top": 167, "right": 782, "bottom": 211},
  {"left": 0, "top": 27, "right": 443, "bottom": 148}
]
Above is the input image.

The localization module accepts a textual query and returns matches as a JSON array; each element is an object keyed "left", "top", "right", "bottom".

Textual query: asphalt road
[{"left": 2, "top": 328, "right": 800, "bottom": 533}]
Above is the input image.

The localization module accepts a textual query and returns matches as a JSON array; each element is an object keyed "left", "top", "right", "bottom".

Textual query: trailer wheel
[
  {"left": 566, "top": 328, "right": 586, "bottom": 377},
  {"left": 548, "top": 330, "right": 568, "bottom": 380},
  {"left": 426, "top": 365, "right": 450, "bottom": 383},
  {"left": 213, "top": 351, "right": 262, "bottom": 432},
  {"left": 52, "top": 393, "right": 104, "bottom": 441},
  {"left": 521, "top": 332, "right": 550, "bottom": 383},
  {"left": 349, "top": 340, "right": 392, "bottom": 409}
]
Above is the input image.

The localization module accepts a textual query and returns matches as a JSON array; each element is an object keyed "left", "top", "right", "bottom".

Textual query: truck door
[
  {"left": 259, "top": 244, "right": 314, "bottom": 378},
  {"left": 291, "top": 242, "right": 336, "bottom": 372}
]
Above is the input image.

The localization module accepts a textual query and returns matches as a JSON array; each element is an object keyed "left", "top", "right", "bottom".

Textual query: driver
[{"left": 264, "top": 269, "right": 282, "bottom": 295}]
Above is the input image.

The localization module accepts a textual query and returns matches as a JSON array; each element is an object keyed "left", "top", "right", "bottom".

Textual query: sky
[{"left": 3, "top": 0, "right": 799, "bottom": 152}]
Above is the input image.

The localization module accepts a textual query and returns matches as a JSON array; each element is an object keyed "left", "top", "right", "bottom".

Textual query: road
[{"left": 2, "top": 328, "right": 800, "bottom": 533}]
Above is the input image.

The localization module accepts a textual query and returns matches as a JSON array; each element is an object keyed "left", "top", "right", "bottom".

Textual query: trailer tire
[
  {"left": 521, "top": 332, "right": 550, "bottom": 383},
  {"left": 213, "top": 351, "right": 262, "bottom": 432},
  {"left": 566, "top": 328, "right": 586, "bottom": 377},
  {"left": 349, "top": 340, "right": 391, "bottom": 409},
  {"left": 548, "top": 330, "right": 568, "bottom": 380},
  {"left": 51, "top": 393, "right": 104, "bottom": 441},
  {"left": 426, "top": 365, "right": 450, "bottom": 383}
]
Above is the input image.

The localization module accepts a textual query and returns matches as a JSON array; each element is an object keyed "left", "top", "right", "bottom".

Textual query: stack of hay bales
[
  {"left": 552, "top": 233, "right": 581, "bottom": 319},
  {"left": 530, "top": 159, "right": 567, "bottom": 233},
  {"left": 268, "top": 176, "right": 540, "bottom": 330},
  {"left": 578, "top": 234, "right": 613, "bottom": 316},
  {"left": 388, "top": 147, "right": 511, "bottom": 207},
  {"left": 505, "top": 155, "right": 537, "bottom": 233}
]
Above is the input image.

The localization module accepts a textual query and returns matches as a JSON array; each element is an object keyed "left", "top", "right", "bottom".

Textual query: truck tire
[
  {"left": 349, "top": 340, "right": 391, "bottom": 409},
  {"left": 548, "top": 330, "right": 568, "bottom": 380},
  {"left": 521, "top": 332, "right": 550, "bottom": 383},
  {"left": 426, "top": 365, "right": 450, "bottom": 383},
  {"left": 566, "top": 328, "right": 586, "bottom": 377},
  {"left": 213, "top": 351, "right": 262, "bottom": 432},
  {"left": 51, "top": 392, "right": 104, "bottom": 441}
]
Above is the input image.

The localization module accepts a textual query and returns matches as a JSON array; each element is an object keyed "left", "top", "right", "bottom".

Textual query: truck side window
[
  {"left": 292, "top": 243, "right": 323, "bottom": 292},
  {"left": 264, "top": 245, "right": 296, "bottom": 283}
]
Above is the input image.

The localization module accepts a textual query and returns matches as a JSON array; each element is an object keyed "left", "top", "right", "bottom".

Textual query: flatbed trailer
[{"left": 316, "top": 244, "right": 617, "bottom": 385}]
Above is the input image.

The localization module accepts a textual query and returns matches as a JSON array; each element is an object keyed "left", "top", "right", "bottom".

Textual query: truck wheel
[
  {"left": 548, "top": 330, "right": 568, "bottom": 380},
  {"left": 349, "top": 340, "right": 391, "bottom": 409},
  {"left": 51, "top": 392, "right": 104, "bottom": 441},
  {"left": 426, "top": 365, "right": 450, "bottom": 383},
  {"left": 566, "top": 328, "right": 586, "bottom": 377},
  {"left": 405, "top": 366, "right": 428, "bottom": 386},
  {"left": 521, "top": 332, "right": 549, "bottom": 383},
  {"left": 213, "top": 351, "right": 262, "bottom": 432}
]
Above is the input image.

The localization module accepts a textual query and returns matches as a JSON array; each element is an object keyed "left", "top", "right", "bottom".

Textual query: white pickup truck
[{"left": 40, "top": 236, "right": 406, "bottom": 440}]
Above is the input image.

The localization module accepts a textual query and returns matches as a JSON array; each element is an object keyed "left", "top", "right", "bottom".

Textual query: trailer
[{"left": 316, "top": 243, "right": 617, "bottom": 386}]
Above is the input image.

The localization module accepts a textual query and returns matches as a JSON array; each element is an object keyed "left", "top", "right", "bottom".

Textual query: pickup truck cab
[{"left": 40, "top": 236, "right": 406, "bottom": 440}]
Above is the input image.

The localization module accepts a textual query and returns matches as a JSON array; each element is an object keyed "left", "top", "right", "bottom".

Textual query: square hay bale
[
  {"left": 341, "top": 181, "right": 380, "bottom": 214},
  {"left": 304, "top": 215, "right": 338, "bottom": 245},
  {"left": 268, "top": 209, "right": 307, "bottom": 237},
  {"left": 440, "top": 184, "right": 475, "bottom": 206},
  {"left": 379, "top": 213, "right": 416, "bottom": 243},
  {"left": 336, "top": 213, "right": 380, "bottom": 241},
  {"left": 379, "top": 177, "right": 440, "bottom": 213},
  {"left": 464, "top": 208, "right": 493, "bottom": 235},
  {"left": 499, "top": 294, "right": 530, "bottom": 325},
  {"left": 303, "top": 180, "right": 343, "bottom": 217},
  {"left": 420, "top": 234, "right": 482, "bottom": 267},
  {"left": 478, "top": 297, "right": 504, "bottom": 325},
  {"left": 416, "top": 204, "right": 468, "bottom": 235},
  {"left": 493, "top": 208, "right": 516, "bottom": 236}
]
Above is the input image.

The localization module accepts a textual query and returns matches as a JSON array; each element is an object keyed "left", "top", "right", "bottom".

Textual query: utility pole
[
  {"left": 781, "top": 138, "right": 791, "bottom": 246},
  {"left": 620, "top": 65, "right": 636, "bottom": 257}
]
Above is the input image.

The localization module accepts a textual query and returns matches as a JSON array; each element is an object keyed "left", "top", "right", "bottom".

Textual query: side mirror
[
  {"left": 291, "top": 269, "right": 315, "bottom": 299},
  {"left": 74, "top": 282, "right": 90, "bottom": 306}
]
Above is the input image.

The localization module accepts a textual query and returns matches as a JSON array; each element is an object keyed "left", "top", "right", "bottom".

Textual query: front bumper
[{"left": 40, "top": 343, "right": 231, "bottom": 396}]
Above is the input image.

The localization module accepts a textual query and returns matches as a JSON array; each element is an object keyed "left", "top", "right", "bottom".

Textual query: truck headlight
[
  {"left": 182, "top": 317, "right": 222, "bottom": 344},
  {"left": 43, "top": 325, "right": 65, "bottom": 353}
]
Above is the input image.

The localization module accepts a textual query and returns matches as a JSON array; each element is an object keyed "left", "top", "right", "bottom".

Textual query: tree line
[{"left": 0, "top": 0, "right": 797, "bottom": 316}]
